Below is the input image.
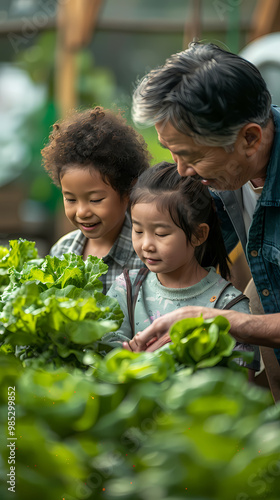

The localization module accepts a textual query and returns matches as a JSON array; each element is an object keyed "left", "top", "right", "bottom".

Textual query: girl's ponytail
[{"left": 199, "top": 201, "right": 231, "bottom": 280}]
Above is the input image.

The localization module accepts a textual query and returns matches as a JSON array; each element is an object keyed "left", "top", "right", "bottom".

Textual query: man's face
[
  {"left": 60, "top": 166, "right": 128, "bottom": 242},
  {"left": 155, "top": 121, "right": 254, "bottom": 191}
]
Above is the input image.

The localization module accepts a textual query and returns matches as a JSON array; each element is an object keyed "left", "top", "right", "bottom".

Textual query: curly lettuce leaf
[
  {"left": 5, "top": 253, "right": 108, "bottom": 294},
  {"left": 169, "top": 315, "right": 237, "bottom": 369},
  {"left": 94, "top": 348, "right": 175, "bottom": 383},
  {"left": 0, "top": 239, "right": 40, "bottom": 291},
  {"left": 0, "top": 292, "right": 122, "bottom": 368},
  {"left": 0, "top": 239, "right": 39, "bottom": 270},
  {"left": 0, "top": 246, "right": 123, "bottom": 369}
]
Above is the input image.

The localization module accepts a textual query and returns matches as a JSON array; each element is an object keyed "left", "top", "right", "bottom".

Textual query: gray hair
[{"left": 132, "top": 42, "right": 272, "bottom": 149}]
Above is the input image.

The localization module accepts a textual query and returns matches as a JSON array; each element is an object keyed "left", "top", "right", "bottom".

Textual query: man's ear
[
  {"left": 191, "top": 223, "right": 209, "bottom": 247},
  {"left": 241, "top": 123, "right": 262, "bottom": 157}
]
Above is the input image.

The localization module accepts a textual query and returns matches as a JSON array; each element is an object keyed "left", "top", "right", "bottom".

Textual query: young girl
[
  {"left": 106, "top": 162, "right": 259, "bottom": 371},
  {"left": 41, "top": 106, "right": 151, "bottom": 293}
]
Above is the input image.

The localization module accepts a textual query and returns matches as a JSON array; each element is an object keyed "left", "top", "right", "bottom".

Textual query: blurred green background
[
  {"left": 0, "top": 0, "right": 267, "bottom": 255},
  {"left": 1, "top": 4, "right": 280, "bottom": 498}
]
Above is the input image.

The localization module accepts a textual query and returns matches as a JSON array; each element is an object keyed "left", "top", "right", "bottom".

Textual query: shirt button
[
  {"left": 250, "top": 250, "right": 258, "bottom": 257},
  {"left": 262, "top": 289, "right": 270, "bottom": 297}
]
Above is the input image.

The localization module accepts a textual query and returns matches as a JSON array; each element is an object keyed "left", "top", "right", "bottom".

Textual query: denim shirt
[{"left": 212, "top": 106, "right": 280, "bottom": 361}]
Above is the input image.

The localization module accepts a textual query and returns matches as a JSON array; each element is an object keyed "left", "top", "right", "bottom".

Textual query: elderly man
[{"left": 126, "top": 42, "right": 280, "bottom": 360}]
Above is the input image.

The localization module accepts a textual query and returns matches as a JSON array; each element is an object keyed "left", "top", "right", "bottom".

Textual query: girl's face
[
  {"left": 131, "top": 201, "right": 206, "bottom": 287},
  {"left": 61, "top": 166, "right": 128, "bottom": 245}
]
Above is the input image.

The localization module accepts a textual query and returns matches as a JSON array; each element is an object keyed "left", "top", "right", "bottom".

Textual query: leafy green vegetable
[
  {"left": 94, "top": 347, "right": 176, "bottom": 383},
  {"left": 0, "top": 352, "right": 278, "bottom": 500},
  {"left": 0, "top": 239, "right": 40, "bottom": 291},
  {"left": 0, "top": 240, "right": 124, "bottom": 369},
  {"left": 169, "top": 315, "right": 252, "bottom": 370},
  {"left": 0, "top": 246, "right": 9, "bottom": 259},
  {"left": 0, "top": 239, "right": 39, "bottom": 269},
  {"left": 1, "top": 240, "right": 276, "bottom": 500},
  {"left": 3, "top": 251, "right": 108, "bottom": 300}
]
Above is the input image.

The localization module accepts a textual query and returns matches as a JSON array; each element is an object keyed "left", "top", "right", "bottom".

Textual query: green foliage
[
  {"left": 0, "top": 239, "right": 279, "bottom": 499},
  {"left": 0, "top": 239, "right": 39, "bottom": 292},
  {"left": 76, "top": 50, "right": 116, "bottom": 108},
  {"left": 169, "top": 315, "right": 253, "bottom": 370},
  {"left": 0, "top": 239, "right": 123, "bottom": 369},
  {"left": 136, "top": 126, "right": 172, "bottom": 166},
  {"left": 94, "top": 348, "right": 176, "bottom": 384},
  {"left": 0, "top": 353, "right": 279, "bottom": 500},
  {"left": 4, "top": 250, "right": 108, "bottom": 296}
]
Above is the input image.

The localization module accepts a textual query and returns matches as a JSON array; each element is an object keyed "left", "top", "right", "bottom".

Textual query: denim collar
[{"left": 260, "top": 105, "right": 280, "bottom": 206}]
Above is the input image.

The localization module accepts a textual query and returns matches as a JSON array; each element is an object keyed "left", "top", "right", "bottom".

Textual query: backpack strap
[
  {"left": 213, "top": 281, "right": 247, "bottom": 310},
  {"left": 123, "top": 267, "right": 149, "bottom": 337},
  {"left": 221, "top": 293, "right": 247, "bottom": 310}
]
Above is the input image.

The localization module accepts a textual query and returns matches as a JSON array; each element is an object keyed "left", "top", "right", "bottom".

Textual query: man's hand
[{"left": 122, "top": 305, "right": 276, "bottom": 352}]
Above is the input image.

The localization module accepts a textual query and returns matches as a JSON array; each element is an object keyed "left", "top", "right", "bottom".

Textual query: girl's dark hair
[
  {"left": 130, "top": 161, "right": 231, "bottom": 279},
  {"left": 41, "top": 106, "right": 151, "bottom": 196}
]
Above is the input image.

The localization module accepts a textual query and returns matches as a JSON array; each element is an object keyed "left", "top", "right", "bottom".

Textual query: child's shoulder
[
  {"left": 107, "top": 269, "right": 143, "bottom": 301},
  {"left": 215, "top": 276, "right": 249, "bottom": 312},
  {"left": 115, "top": 268, "right": 144, "bottom": 287},
  {"left": 54, "top": 229, "right": 81, "bottom": 245},
  {"left": 204, "top": 268, "right": 249, "bottom": 312},
  {"left": 49, "top": 229, "right": 85, "bottom": 257}
]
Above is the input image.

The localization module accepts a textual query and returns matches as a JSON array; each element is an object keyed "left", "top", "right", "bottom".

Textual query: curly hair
[{"left": 42, "top": 106, "right": 151, "bottom": 196}]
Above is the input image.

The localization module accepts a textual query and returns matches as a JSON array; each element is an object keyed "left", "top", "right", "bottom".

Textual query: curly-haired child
[{"left": 42, "top": 106, "right": 151, "bottom": 293}]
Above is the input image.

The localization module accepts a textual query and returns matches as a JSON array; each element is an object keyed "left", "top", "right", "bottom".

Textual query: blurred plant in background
[
  {"left": 1, "top": 352, "right": 280, "bottom": 500},
  {"left": 0, "top": 31, "right": 120, "bottom": 251},
  {"left": 0, "top": 28, "right": 168, "bottom": 254},
  {"left": 0, "top": 240, "right": 280, "bottom": 499}
]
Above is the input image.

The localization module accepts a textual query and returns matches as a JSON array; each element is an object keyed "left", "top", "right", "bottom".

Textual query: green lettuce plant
[
  {"left": 93, "top": 347, "right": 176, "bottom": 383},
  {"left": 169, "top": 315, "right": 253, "bottom": 370},
  {"left": 0, "top": 239, "right": 123, "bottom": 369},
  {"left": 0, "top": 239, "right": 39, "bottom": 292},
  {"left": 0, "top": 353, "right": 278, "bottom": 500},
  {"left": 0, "top": 240, "right": 278, "bottom": 500}
]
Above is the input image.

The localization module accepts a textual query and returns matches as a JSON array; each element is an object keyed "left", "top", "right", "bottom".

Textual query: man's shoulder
[
  {"left": 271, "top": 105, "right": 280, "bottom": 130},
  {"left": 272, "top": 104, "right": 280, "bottom": 114},
  {"left": 49, "top": 230, "right": 85, "bottom": 256}
]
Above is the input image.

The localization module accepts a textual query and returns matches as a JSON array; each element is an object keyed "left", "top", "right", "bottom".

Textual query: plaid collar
[{"left": 106, "top": 212, "right": 134, "bottom": 266}]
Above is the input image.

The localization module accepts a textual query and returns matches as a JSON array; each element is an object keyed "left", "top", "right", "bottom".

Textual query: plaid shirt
[{"left": 49, "top": 213, "right": 145, "bottom": 294}]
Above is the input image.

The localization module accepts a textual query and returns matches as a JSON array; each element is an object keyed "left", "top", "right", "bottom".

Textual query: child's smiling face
[
  {"left": 131, "top": 201, "right": 207, "bottom": 288},
  {"left": 61, "top": 165, "right": 128, "bottom": 246}
]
